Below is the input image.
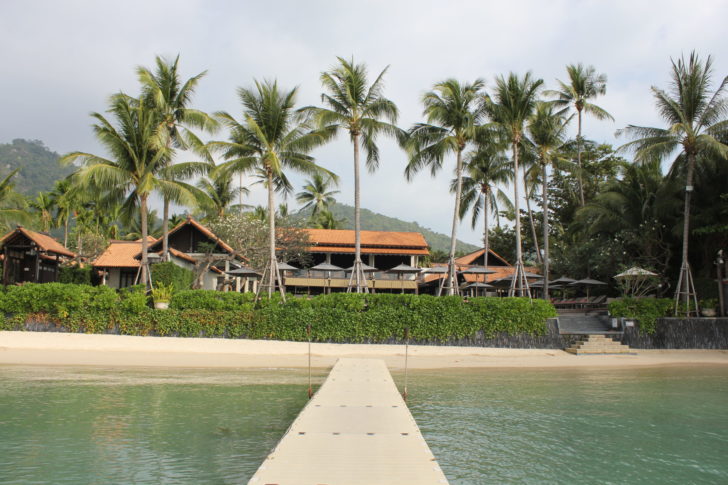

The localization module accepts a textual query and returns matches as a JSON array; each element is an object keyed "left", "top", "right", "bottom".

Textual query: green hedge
[
  {"left": 608, "top": 298, "right": 673, "bottom": 333},
  {"left": 151, "top": 262, "right": 195, "bottom": 291},
  {"left": 58, "top": 266, "right": 92, "bottom": 285},
  {"left": 0, "top": 284, "right": 557, "bottom": 342}
]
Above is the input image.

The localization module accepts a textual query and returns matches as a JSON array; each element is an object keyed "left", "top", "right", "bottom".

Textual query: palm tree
[
  {"left": 312, "top": 209, "right": 345, "bottom": 229},
  {"left": 49, "top": 178, "right": 77, "bottom": 247},
  {"left": 617, "top": 52, "right": 728, "bottom": 315},
  {"left": 138, "top": 55, "right": 218, "bottom": 260},
  {"left": 211, "top": 80, "right": 334, "bottom": 299},
  {"left": 404, "top": 79, "right": 487, "bottom": 295},
  {"left": 296, "top": 173, "right": 340, "bottom": 216},
  {"left": 453, "top": 142, "right": 512, "bottom": 271},
  {"left": 30, "top": 192, "right": 55, "bottom": 232},
  {"left": 61, "top": 94, "right": 201, "bottom": 286},
  {"left": 486, "top": 72, "right": 543, "bottom": 297},
  {"left": 0, "top": 169, "right": 30, "bottom": 231},
  {"left": 546, "top": 63, "right": 613, "bottom": 207},
  {"left": 309, "top": 57, "right": 399, "bottom": 292},
  {"left": 527, "top": 101, "right": 571, "bottom": 298},
  {"left": 196, "top": 170, "right": 249, "bottom": 219}
]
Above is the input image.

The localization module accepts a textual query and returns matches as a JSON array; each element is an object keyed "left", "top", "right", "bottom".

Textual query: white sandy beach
[{"left": 2, "top": 331, "right": 727, "bottom": 370}]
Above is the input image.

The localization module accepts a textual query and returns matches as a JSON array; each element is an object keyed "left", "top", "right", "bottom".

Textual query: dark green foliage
[
  {"left": 58, "top": 265, "right": 92, "bottom": 285},
  {"left": 608, "top": 298, "right": 673, "bottom": 334},
  {"left": 0, "top": 284, "right": 556, "bottom": 341},
  {"left": 151, "top": 262, "right": 194, "bottom": 291},
  {"left": 0, "top": 139, "right": 74, "bottom": 197}
]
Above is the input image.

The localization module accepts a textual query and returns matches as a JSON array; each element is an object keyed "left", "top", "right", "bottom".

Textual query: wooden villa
[{"left": 0, "top": 226, "right": 75, "bottom": 285}]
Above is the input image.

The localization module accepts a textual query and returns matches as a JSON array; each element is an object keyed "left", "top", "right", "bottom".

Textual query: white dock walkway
[{"left": 248, "top": 358, "right": 449, "bottom": 485}]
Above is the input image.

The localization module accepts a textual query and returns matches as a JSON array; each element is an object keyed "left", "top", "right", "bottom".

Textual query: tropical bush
[
  {"left": 0, "top": 284, "right": 557, "bottom": 342},
  {"left": 151, "top": 262, "right": 194, "bottom": 291},
  {"left": 608, "top": 297, "right": 673, "bottom": 333},
  {"left": 58, "top": 265, "right": 92, "bottom": 285}
]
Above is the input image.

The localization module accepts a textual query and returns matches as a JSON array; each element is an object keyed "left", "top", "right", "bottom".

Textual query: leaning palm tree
[
  {"left": 527, "top": 101, "right": 571, "bottom": 299},
  {"left": 486, "top": 72, "right": 544, "bottom": 297},
  {"left": 309, "top": 57, "right": 399, "bottom": 292},
  {"left": 0, "top": 169, "right": 30, "bottom": 232},
  {"left": 138, "top": 55, "right": 218, "bottom": 260},
  {"left": 296, "top": 173, "right": 340, "bottom": 216},
  {"left": 404, "top": 79, "right": 487, "bottom": 295},
  {"left": 546, "top": 63, "right": 613, "bottom": 207},
  {"left": 453, "top": 141, "right": 512, "bottom": 271},
  {"left": 617, "top": 52, "right": 728, "bottom": 315},
  {"left": 211, "top": 80, "right": 334, "bottom": 299},
  {"left": 62, "top": 94, "right": 203, "bottom": 286}
]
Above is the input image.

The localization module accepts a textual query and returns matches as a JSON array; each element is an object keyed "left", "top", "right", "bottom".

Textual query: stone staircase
[{"left": 565, "top": 334, "right": 634, "bottom": 355}]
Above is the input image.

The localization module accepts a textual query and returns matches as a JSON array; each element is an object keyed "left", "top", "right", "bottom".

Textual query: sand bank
[{"left": 1, "top": 331, "right": 727, "bottom": 370}]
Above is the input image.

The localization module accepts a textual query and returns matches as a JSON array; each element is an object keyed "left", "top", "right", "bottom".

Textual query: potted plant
[
  {"left": 152, "top": 283, "right": 173, "bottom": 310},
  {"left": 700, "top": 299, "right": 718, "bottom": 317}
]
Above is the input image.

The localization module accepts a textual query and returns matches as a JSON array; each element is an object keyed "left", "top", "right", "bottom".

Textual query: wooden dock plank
[{"left": 248, "top": 358, "right": 449, "bottom": 485}]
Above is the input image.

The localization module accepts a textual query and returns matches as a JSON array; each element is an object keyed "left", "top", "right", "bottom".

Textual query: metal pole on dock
[
  {"left": 403, "top": 326, "right": 409, "bottom": 401},
  {"left": 307, "top": 323, "right": 312, "bottom": 399}
]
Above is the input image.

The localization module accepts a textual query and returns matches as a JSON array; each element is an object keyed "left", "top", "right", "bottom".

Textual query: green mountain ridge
[
  {"left": 302, "top": 202, "right": 479, "bottom": 254},
  {"left": 0, "top": 139, "right": 74, "bottom": 196}
]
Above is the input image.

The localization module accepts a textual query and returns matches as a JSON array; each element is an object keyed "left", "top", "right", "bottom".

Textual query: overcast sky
[{"left": 2, "top": 0, "right": 727, "bottom": 245}]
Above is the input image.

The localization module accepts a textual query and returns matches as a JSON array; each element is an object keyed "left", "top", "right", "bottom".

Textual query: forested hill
[
  {"left": 0, "top": 139, "right": 73, "bottom": 195},
  {"left": 309, "top": 202, "right": 479, "bottom": 254}
]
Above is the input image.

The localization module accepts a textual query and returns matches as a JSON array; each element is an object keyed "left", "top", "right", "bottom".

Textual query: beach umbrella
[
  {"left": 550, "top": 276, "right": 577, "bottom": 284},
  {"left": 498, "top": 271, "right": 543, "bottom": 280},
  {"left": 387, "top": 264, "right": 422, "bottom": 293},
  {"left": 226, "top": 266, "right": 260, "bottom": 276},
  {"left": 459, "top": 266, "right": 496, "bottom": 274},
  {"left": 463, "top": 281, "right": 494, "bottom": 297},
  {"left": 423, "top": 266, "right": 448, "bottom": 273},
  {"left": 276, "top": 262, "right": 299, "bottom": 271},
  {"left": 309, "top": 262, "right": 343, "bottom": 294},
  {"left": 569, "top": 278, "right": 607, "bottom": 298},
  {"left": 615, "top": 267, "right": 658, "bottom": 279},
  {"left": 345, "top": 263, "right": 378, "bottom": 273},
  {"left": 615, "top": 267, "right": 659, "bottom": 297}
]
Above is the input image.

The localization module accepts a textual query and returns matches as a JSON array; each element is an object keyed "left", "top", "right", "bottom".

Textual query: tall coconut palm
[
  {"left": 296, "top": 173, "right": 340, "bottom": 216},
  {"left": 546, "top": 63, "right": 613, "bottom": 207},
  {"left": 196, "top": 170, "right": 249, "bottom": 219},
  {"left": 452, "top": 142, "right": 512, "bottom": 272},
  {"left": 527, "top": 101, "right": 571, "bottom": 299},
  {"left": 309, "top": 57, "right": 399, "bottom": 292},
  {"left": 486, "top": 72, "right": 544, "bottom": 297},
  {"left": 211, "top": 80, "right": 335, "bottom": 299},
  {"left": 30, "top": 192, "right": 55, "bottom": 232},
  {"left": 617, "top": 52, "right": 728, "bottom": 315},
  {"left": 138, "top": 55, "right": 218, "bottom": 260},
  {"left": 405, "top": 79, "right": 487, "bottom": 295},
  {"left": 49, "top": 178, "right": 77, "bottom": 247},
  {"left": 61, "top": 94, "right": 203, "bottom": 286}
]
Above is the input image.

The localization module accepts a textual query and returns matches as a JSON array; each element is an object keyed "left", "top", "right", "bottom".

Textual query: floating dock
[{"left": 248, "top": 358, "right": 449, "bottom": 485}]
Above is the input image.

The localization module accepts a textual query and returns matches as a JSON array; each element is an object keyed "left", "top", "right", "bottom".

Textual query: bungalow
[
  {"left": 93, "top": 217, "right": 245, "bottom": 290},
  {"left": 284, "top": 228, "right": 430, "bottom": 294},
  {"left": 0, "top": 226, "right": 75, "bottom": 285}
]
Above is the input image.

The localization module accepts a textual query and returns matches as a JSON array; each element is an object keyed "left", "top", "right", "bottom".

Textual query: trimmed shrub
[
  {"left": 151, "top": 262, "right": 194, "bottom": 291},
  {"left": 170, "top": 290, "right": 255, "bottom": 311},
  {"left": 59, "top": 265, "right": 93, "bottom": 285},
  {"left": 608, "top": 297, "right": 673, "bottom": 333}
]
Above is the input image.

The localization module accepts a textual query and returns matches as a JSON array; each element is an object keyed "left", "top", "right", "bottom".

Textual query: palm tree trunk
[
  {"left": 512, "top": 140, "right": 524, "bottom": 296},
  {"left": 542, "top": 162, "right": 549, "bottom": 300},
  {"left": 267, "top": 168, "right": 277, "bottom": 297},
  {"left": 140, "top": 194, "right": 149, "bottom": 287},
  {"left": 524, "top": 172, "right": 542, "bottom": 265},
  {"left": 353, "top": 133, "right": 363, "bottom": 292},
  {"left": 483, "top": 188, "right": 489, "bottom": 271},
  {"left": 447, "top": 148, "right": 464, "bottom": 296},
  {"left": 63, "top": 215, "right": 69, "bottom": 248},
  {"left": 162, "top": 197, "right": 170, "bottom": 261},
  {"left": 679, "top": 152, "right": 696, "bottom": 310},
  {"left": 576, "top": 109, "right": 585, "bottom": 207}
]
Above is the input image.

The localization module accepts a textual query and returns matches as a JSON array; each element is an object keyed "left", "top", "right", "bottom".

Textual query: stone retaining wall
[{"left": 620, "top": 318, "right": 728, "bottom": 349}]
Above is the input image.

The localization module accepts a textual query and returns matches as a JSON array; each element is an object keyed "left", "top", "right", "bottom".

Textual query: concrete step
[{"left": 566, "top": 334, "right": 634, "bottom": 355}]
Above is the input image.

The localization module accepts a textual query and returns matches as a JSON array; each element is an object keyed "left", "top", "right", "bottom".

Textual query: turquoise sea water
[{"left": 1, "top": 365, "right": 727, "bottom": 484}]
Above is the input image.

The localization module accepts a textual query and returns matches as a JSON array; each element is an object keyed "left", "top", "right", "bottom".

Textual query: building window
[{"left": 119, "top": 270, "right": 137, "bottom": 288}]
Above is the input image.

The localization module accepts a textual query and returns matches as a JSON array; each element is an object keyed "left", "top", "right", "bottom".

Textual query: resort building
[
  {"left": 93, "top": 217, "right": 245, "bottom": 290},
  {"left": 0, "top": 226, "right": 75, "bottom": 285},
  {"left": 284, "top": 228, "right": 430, "bottom": 294}
]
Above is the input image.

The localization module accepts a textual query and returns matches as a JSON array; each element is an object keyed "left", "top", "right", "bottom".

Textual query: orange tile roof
[
  {"left": 167, "top": 247, "right": 223, "bottom": 274},
  {"left": 0, "top": 227, "right": 75, "bottom": 258},
  {"left": 304, "top": 229, "right": 429, "bottom": 254},
  {"left": 422, "top": 263, "right": 539, "bottom": 284},
  {"left": 93, "top": 241, "right": 142, "bottom": 268},
  {"left": 455, "top": 248, "right": 511, "bottom": 266}
]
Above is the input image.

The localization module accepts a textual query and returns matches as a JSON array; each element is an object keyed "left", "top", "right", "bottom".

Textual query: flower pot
[{"left": 154, "top": 301, "right": 170, "bottom": 310}]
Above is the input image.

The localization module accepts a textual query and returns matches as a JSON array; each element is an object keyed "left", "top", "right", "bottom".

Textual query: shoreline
[{"left": 1, "top": 331, "right": 727, "bottom": 370}]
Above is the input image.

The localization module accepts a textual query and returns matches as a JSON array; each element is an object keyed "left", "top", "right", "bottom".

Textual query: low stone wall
[{"left": 621, "top": 318, "right": 728, "bottom": 349}]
